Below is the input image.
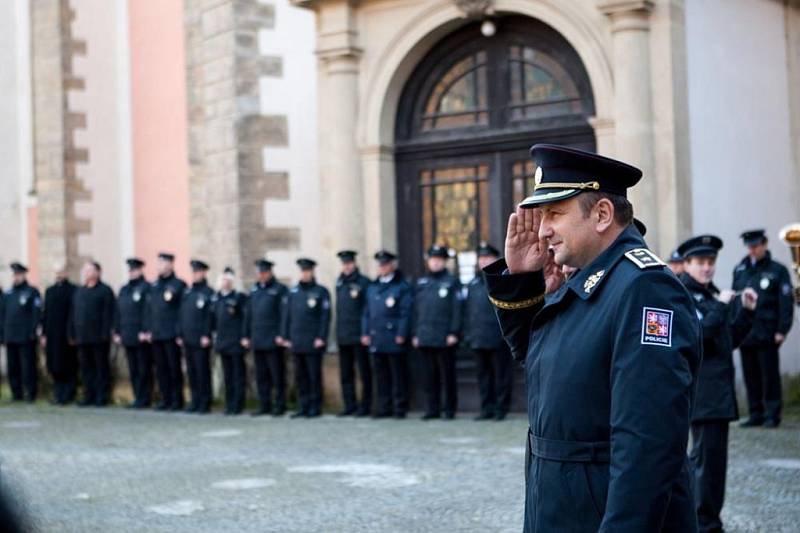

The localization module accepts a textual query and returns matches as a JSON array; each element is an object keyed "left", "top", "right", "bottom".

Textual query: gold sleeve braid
[{"left": 488, "top": 293, "right": 545, "bottom": 310}]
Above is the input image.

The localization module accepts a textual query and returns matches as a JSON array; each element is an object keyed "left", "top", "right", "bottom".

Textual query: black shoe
[
  {"left": 290, "top": 411, "right": 308, "bottom": 419},
  {"left": 421, "top": 412, "right": 440, "bottom": 420},
  {"left": 372, "top": 411, "right": 393, "bottom": 419},
  {"left": 739, "top": 417, "right": 764, "bottom": 428},
  {"left": 185, "top": 404, "right": 198, "bottom": 413},
  {"left": 169, "top": 404, "right": 183, "bottom": 412},
  {"left": 77, "top": 399, "right": 93, "bottom": 407},
  {"left": 337, "top": 408, "right": 357, "bottom": 417},
  {"left": 95, "top": 401, "right": 108, "bottom": 408},
  {"left": 393, "top": 412, "right": 406, "bottom": 419},
  {"left": 155, "top": 403, "right": 169, "bottom": 411},
  {"left": 474, "top": 412, "right": 494, "bottom": 421},
  {"left": 356, "top": 409, "right": 371, "bottom": 417},
  {"left": 494, "top": 412, "right": 507, "bottom": 421},
  {"left": 25, "top": 397, "right": 36, "bottom": 404},
  {"left": 443, "top": 412, "right": 455, "bottom": 420},
  {"left": 763, "top": 419, "right": 781, "bottom": 428},
  {"left": 307, "top": 410, "right": 321, "bottom": 418},
  {"left": 196, "top": 407, "right": 211, "bottom": 414},
  {"left": 125, "top": 402, "right": 138, "bottom": 409},
  {"left": 272, "top": 408, "right": 286, "bottom": 417},
  {"left": 251, "top": 408, "right": 271, "bottom": 417}
]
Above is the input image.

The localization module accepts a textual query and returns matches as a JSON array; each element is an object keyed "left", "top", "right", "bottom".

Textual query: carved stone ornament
[{"left": 454, "top": 0, "right": 495, "bottom": 18}]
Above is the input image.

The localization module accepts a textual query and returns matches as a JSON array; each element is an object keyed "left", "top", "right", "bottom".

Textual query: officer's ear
[{"left": 593, "top": 198, "right": 615, "bottom": 233}]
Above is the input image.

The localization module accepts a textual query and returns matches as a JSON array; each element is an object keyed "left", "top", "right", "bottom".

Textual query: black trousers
[
  {"left": 339, "top": 344, "right": 372, "bottom": 413},
  {"left": 125, "top": 344, "right": 153, "bottom": 406},
  {"left": 6, "top": 342, "right": 38, "bottom": 401},
  {"left": 184, "top": 345, "right": 211, "bottom": 410},
  {"left": 152, "top": 339, "right": 184, "bottom": 409},
  {"left": 372, "top": 353, "right": 408, "bottom": 415},
  {"left": 740, "top": 344, "right": 782, "bottom": 422},
  {"left": 254, "top": 349, "right": 286, "bottom": 412},
  {"left": 48, "top": 342, "right": 78, "bottom": 404},
  {"left": 78, "top": 343, "right": 111, "bottom": 405},
  {"left": 420, "top": 347, "right": 457, "bottom": 416},
  {"left": 220, "top": 350, "right": 246, "bottom": 413},
  {"left": 474, "top": 347, "right": 514, "bottom": 416},
  {"left": 690, "top": 420, "right": 730, "bottom": 533},
  {"left": 294, "top": 352, "right": 323, "bottom": 414}
]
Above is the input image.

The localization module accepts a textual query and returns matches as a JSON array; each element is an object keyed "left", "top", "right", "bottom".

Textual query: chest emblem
[
  {"left": 583, "top": 270, "right": 605, "bottom": 293},
  {"left": 133, "top": 291, "right": 141, "bottom": 302},
  {"left": 196, "top": 297, "right": 205, "bottom": 309},
  {"left": 350, "top": 286, "right": 360, "bottom": 299},
  {"left": 385, "top": 295, "right": 396, "bottom": 308},
  {"left": 760, "top": 277, "right": 770, "bottom": 290},
  {"left": 164, "top": 290, "right": 173, "bottom": 302},
  {"left": 19, "top": 295, "right": 27, "bottom": 306},
  {"left": 307, "top": 298, "right": 317, "bottom": 309},
  {"left": 438, "top": 286, "right": 449, "bottom": 298},
  {"left": 226, "top": 302, "right": 236, "bottom": 315},
  {"left": 641, "top": 307, "right": 673, "bottom": 347}
]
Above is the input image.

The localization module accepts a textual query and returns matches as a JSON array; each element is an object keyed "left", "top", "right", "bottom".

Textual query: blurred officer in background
[
  {"left": 3, "top": 263, "right": 41, "bottom": 402},
  {"left": 177, "top": 260, "right": 215, "bottom": 414},
  {"left": 41, "top": 264, "right": 77, "bottom": 405},
  {"left": 114, "top": 258, "right": 152, "bottom": 408},
  {"left": 212, "top": 267, "right": 248, "bottom": 415}
]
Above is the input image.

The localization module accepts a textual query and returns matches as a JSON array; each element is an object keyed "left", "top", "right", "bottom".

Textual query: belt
[{"left": 529, "top": 432, "right": 610, "bottom": 463}]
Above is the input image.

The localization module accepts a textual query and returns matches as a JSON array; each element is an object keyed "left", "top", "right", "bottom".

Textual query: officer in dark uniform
[
  {"left": 733, "top": 229, "right": 794, "bottom": 428},
  {"left": 70, "top": 261, "right": 116, "bottom": 407},
  {"left": 485, "top": 144, "right": 701, "bottom": 532},
  {"left": 361, "top": 250, "right": 413, "bottom": 419},
  {"left": 114, "top": 258, "right": 152, "bottom": 408},
  {"left": 335, "top": 250, "right": 372, "bottom": 416},
  {"left": 282, "top": 258, "right": 330, "bottom": 418},
  {"left": 41, "top": 265, "right": 78, "bottom": 405},
  {"left": 412, "top": 245, "right": 462, "bottom": 420},
  {"left": 3, "top": 263, "right": 42, "bottom": 402},
  {"left": 243, "top": 259, "right": 289, "bottom": 416},
  {"left": 668, "top": 249, "right": 685, "bottom": 276},
  {"left": 465, "top": 243, "right": 513, "bottom": 421},
  {"left": 677, "top": 235, "right": 757, "bottom": 533},
  {"left": 177, "top": 260, "right": 215, "bottom": 413},
  {"left": 143, "top": 252, "right": 186, "bottom": 411},
  {"left": 212, "top": 267, "right": 248, "bottom": 415}
]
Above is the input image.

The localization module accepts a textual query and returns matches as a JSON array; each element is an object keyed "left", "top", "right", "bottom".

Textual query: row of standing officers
[{"left": 1, "top": 244, "right": 513, "bottom": 420}]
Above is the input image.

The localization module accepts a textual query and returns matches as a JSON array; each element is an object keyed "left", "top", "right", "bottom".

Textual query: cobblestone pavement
[{"left": 0, "top": 404, "right": 798, "bottom": 532}]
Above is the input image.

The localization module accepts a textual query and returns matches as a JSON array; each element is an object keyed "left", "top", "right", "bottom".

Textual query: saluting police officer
[
  {"left": 212, "top": 267, "right": 248, "bottom": 415},
  {"left": 485, "top": 144, "right": 701, "bottom": 532},
  {"left": 733, "top": 229, "right": 795, "bottom": 428},
  {"left": 464, "top": 243, "right": 513, "bottom": 421},
  {"left": 283, "top": 258, "right": 331, "bottom": 418},
  {"left": 41, "top": 265, "right": 78, "bottom": 405},
  {"left": 177, "top": 260, "right": 215, "bottom": 414},
  {"left": 143, "top": 252, "right": 186, "bottom": 411},
  {"left": 412, "top": 245, "right": 462, "bottom": 420},
  {"left": 70, "top": 261, "right": 116, "bottom": 407},
  {"left": 113, "top": 258, "right": 152, "bottom": 408},
  {"left": 677, "top": 235, "right": 757, "bottom": 533},
  {"left": 244, "top": 259, "right": 289, "bottom": 416},
  {"left": 3, "top": 263, "right": 42, "bottom": 402},
  {"left": 335, "top": 250, "right": 372, "bottom": 417},
  {"left": 361, "top": 251, "right": 413, "bottom": 419}
]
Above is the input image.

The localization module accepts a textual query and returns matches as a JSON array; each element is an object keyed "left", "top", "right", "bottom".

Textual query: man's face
[
  {"left": 377, "top": 261, "right": 395, "bottom": 277},
  {"left": 684, "top": 256, "right": 716, "bottom": 285},
  {"left": 128, "top": 267, "right": 143, "bottom": 280},
  {"left": 747, "top": 241, "right": 768, "bottom": 261},
  {"left": 12, "top": 272, "right": 26, "bottom": 285},
  {"left": 668, "top": 261, "right": 684, "bottom": 276},
  {"left": 157, "top": 258, "right": 173, "bottom": 277},
  {"left": 82, "top": 263, "right": 99, "bottom": 284},
  {"left": 257, "top": 269, "right": 273, "bottom": 283},
  {"left": 477, "top": 255, "right": 496, "bottom": 270},
  {"left": 299, "top": 268, "right": 314, "bottom": 283},
  {"left": 220, "top": 276, "right": 233, "bottom": 292},
  {"left": 427, "top": 257, "right": 446, "bottom": 273},
  {"left": 341, "top": 261, "right": 356, "bottom": 276},
  {"left": 192, "top": 270, "right": 206, "bottom": 283},
  {"left": 539, "top": 197, "right": 598, "bottom": 268}
]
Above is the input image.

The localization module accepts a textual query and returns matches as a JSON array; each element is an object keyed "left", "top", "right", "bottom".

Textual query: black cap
[
  {"left": 10, "top": 262, "right": 28, "bottom": 274},
  {"left": 633, "top": 218, "right": 647, "bottom": 237},
  {"left": 223, "top": 266, "right": 235, "bottom": 275},
  {"left": 677, "top": 235, "right": 723, "bottom": 259},
  {"left": 477, "top": 242, "right": 500, "bottom": 257},
  {"left": 158, "top": 252, "right": 175, "bottom": 262},
  {"left": 668, "top": 250, "right": 683, "bottom": 263},
  {"left": 520, "top": 144, "right": 642, "bottom": 207},
  {"left": 426, "top": 245, "right": 449, "bottom": 258},
  {"left": 374, "top": 250, "right": 397, "bottom": 264},
  {"left": 126, "top": 257, "right": 145, "bottom": 269},
  {"left": 296, "top": 258, "right": 317, "bottom": 269},
  {"left": 337, "top": 250, "right": 357, "bottom": 262},
  {"left": 254, "top": 259, "right": 274, "bottom": 272},
  {"left": 740, "top": 229, "right": 767, "bottom": 246},
  {"left": 190, "top": 259, "right": 209, "bottom": 272}
]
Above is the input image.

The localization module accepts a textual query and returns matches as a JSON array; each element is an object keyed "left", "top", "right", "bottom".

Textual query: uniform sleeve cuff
[{"left": 482, "top": 258, "right": 546, "bottom": 310}]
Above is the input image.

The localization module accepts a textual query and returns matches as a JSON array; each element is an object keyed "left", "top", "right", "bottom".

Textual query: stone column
[{"left": 598, "top": 0, "right": 658, "bottom": 248}]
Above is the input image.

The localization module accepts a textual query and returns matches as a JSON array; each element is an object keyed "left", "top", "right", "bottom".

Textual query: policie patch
[{"left": 641, "top": 307, "right": 673, "bottom": 347}]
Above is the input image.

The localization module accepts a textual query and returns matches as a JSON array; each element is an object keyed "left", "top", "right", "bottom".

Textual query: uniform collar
[
  {"left": 192, "top": 279, "right": 208, "bottom": 288},
  {"left": 299, "top": 279, "right": 316, "bottom": 288},
  {"left": 339, "top": 269, "right": 360, "bottom": 282},
  {"left": 566, "top": 225, "right": 648, "bottom": 301},
  {"left": 679, "top": 272, "right": 718, "bottom": 296}
]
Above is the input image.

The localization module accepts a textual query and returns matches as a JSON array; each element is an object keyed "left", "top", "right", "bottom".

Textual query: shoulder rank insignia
[
  {"left": 624, "top": 248, "right": 666, "bottom": 269},
  {"left": 583, "top": 270, "right": 605, "bottom": 293}
]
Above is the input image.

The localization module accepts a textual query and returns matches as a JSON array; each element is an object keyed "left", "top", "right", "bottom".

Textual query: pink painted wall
[{"left": 128, "top": 0, "right": 191, "bottom": 281}]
